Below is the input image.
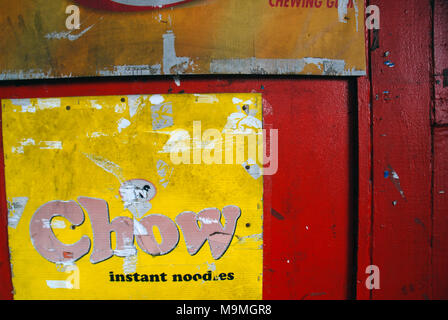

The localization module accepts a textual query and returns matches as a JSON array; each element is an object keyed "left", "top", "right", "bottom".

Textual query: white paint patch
[
  {"left": 242, "top": 159, "right": 262, "bottom": 180},
  {"left": 353, "top": 0, "right": 359, "bottom": 32},
  {"left": 174, "top": 76, "right": 181, "bottom": 87},
  {"left": 156, "top": 160, "right": 173, "bottom": 188},
  {"left": 98, "top": 64, "right": 161, "bottom": 76},
  {"left": 120, "top": 180, "right": 156, "bottom": 219},
  {"left": 46, "top": 280, "right": 73, "bottom": 289},
  {"left": 88, "top": 132, "right": 108, "bottom": 138},
  {"left": 42, "top": 219, "right": 66, "bottom": 229},
  {"left": 39, "top": 141, "right": 63, "bottom": 150},
  {"left": 206, "top": 262, "right": 216, "bottom": 271},
  {"left": 159, "top": 130, "right": 191, "bottom": 153},
  {"left": 37, "top": 98, "right": 61, "bottom": 109},
  {"left": 149, "top": 95, "right": 165, "bottom": 105},
  {"left": 232, "top": 97, "right": 243, "bottom": 104},
  {"left": 0, "top": 69, "right": 52, "bottom": 81},
  {"left": 114, "top": 245, "right": 138, "bottom": 257},
  {"left": 7, "top": 197, "right": 28, "bottom": 228},
  {"left": 90, "top": 100, "right": 103, "bottom": 110},
  {"left": 10, "top": 99, "right": 34, "bottom": 113},
  {"left": 45, "top": 24, "right": 95, "bottom": 41},
  {"left": 163, "top": 31, "right": 192, "bottom": 74},
  {"left": 117, "top": 118, "right": 131, "bottom": 133},
  {"left": 123, "top": 254, "right": 138, "bottom": 274},
  {"left": 12, "top": 138, "right": 36, "bottom": 154},
  {"left": 83, "top": 153, "right": 125, "bottom": 183},
  {"left": 127, "top": 95, "right": 149, "bottom": 118},
  {"left": 210, "top": 57, "right": 366, "bottom": 76},
  {"left": 338, "top": 0, "right": 350, "bottom": 23},
  {"left": 115, "top": 103, "right": 126, "bottom": 113},
  {"left": 42, "top": 219, "right": 52, "bottom": 229},
  {"left": 198, "top": 217, "right": 219, "bottom": 225},
  {"left": 134, "top": 219, "right": 149, "bottom": 236},
  {"left": 222, "top": 108, "right": 262, "bottom": 135}
]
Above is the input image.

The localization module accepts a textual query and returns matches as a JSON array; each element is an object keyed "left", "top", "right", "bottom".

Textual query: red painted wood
[
  {"left": 370, "top": 0, "right": 433, "bottom": 299},
  {"left": 434, "top": 0, "right": 448, "bottom": 125},
  {"left": 356, "top": 7, "right": 373, "bottom": 299},
  {"left": 0, "top": 103, "right": 13, "bottom": 300},
  {"left": 433, "top": 128, "right": 448, "bottom": 299},
  {"left": 0, "top": 77, "right": 356, "bottom": 300},
  {"left": 261, "top": 79, "right": 355, "bottom": 300}
]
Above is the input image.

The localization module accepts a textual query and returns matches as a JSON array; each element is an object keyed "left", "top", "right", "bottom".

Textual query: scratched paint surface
[
  {"left": 2, "top": 93, "right": 263, "bottom": 299},
  {"left": 0, "top": 0, "right": 365, "bottom": 79}
]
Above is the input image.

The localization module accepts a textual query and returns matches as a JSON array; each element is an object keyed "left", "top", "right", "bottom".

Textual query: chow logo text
[{"left": 30, "top": 179, "right": 241, "bottom": 265}]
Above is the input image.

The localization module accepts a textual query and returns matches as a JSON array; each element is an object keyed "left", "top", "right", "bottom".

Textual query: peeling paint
[
  {"left": 385, "top": 165, "right": 406, "bottom": 199},
  {"left": 36, "top": 98, "right": 61, "bottom": 109},
  {"left": 159, "top": 130, "right": 191, "bottom": 153},
  {"left": 150, "top": 95, "right": 165, "bottom": 105},
  {"left": 114, "top": 245, "right": 138, "bottom": 257},
  {"left": 45, "top": 24, "right": 95, "bottom": 41},
  {"left": 338, "top": 0, "right": 350, "bottom": 23},
  {"left": 83, "top": 153, "right": 125, "bottom": 183},
  {"left": 127, "top": 95, "right": 148, "bottom": 118},
  {"left": 206, "top": 262, "right": 216, "bottom": 271},
  {"left": 222, "top": 106, "right": 262, "bottom": 135},
  {"left": 123, "top": 254, "right": 138, "bottom": 274},
  {"left": 8, "top": 197, "right": 28, "bottom": 228},
  {"left": 12, "top": 138, "right": 35, "bottom": 154},
  {"left": 46, "top": 280, "right": 74, "bottom": 289},
  {"left": 151, "top": 102, "right": 174, "bottom": 130},
  {"left": 119, "top": 179, "right": 156, "bottom": 219},
  {"left": 134, "top": 219, "right": 149, "bottom": 236},
  {"left": 87, "top": 132, "right": 108, "bottom": 138},
  {"left": 163, "top": 31, "right": 192, "bottom": 75},
  {"left": 156, "top": 160, "right": 173, "bottom": 188},
  {"left": 117, "top": 118, "right": 131, "bottom": 133},
  {"left": 242, "top": 159, "right": 262, "bottom": 180},
  {"left": 0, "top": 69, "right": 53, "bottom": 81},
  {"left": 39, "top": 141, "right": 63, "bottom": 150},
  {"left": 210, "top": 57, "right": 366, "bottom": 76},
  {"left": 98, "top": 64, "right": 162, "bottom": 76}
]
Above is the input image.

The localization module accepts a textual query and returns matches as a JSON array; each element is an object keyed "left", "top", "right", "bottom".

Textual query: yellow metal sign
[
  {"left": 0, "top": 0, "right": 366, "bottom": 79},
  {"left": 2, "top": 93, "right": 263, "bottom": 299}
]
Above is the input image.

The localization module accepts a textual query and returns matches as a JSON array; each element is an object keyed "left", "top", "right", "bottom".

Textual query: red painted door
[{"left": 0, "top": 77, "right": 357, "bottom": 299}]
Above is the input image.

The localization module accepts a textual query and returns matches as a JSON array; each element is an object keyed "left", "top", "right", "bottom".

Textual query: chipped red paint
[
  {"left": 433, "top": 128, "right": 448, "bottom": 299},
  {"left": 0, "top": 106, "right": 13, "bottom": 300},
  {"left": 434, "top": 0, "right": 448, "bottom": 125},
  {"left": 1, "top": 0, "right": 448, "bottom": 300},
  {"left": 74, "top": 0, "right": 196, "bottom": 12},
  {"left": 369, "top": 0, "right": 433, "bottom": 299}
]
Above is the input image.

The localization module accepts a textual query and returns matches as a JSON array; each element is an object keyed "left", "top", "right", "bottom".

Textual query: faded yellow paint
[
  {"left": 0, "top": 0, "right": 365, "bottom": 78},
  {"left": 2, "top": 93, "right": 263, "bottom": 299}
]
